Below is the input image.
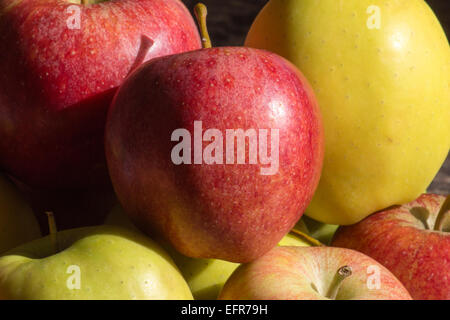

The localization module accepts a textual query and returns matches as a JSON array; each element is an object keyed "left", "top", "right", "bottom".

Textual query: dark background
[{"left": 181, "top": 0, "right": 450, "bottom": 194}]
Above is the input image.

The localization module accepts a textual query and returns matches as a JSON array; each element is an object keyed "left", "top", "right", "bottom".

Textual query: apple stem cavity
[
  {"left": 410, "top": 207, "right": 431, "bottom": 230},
  {"left": 326, "top": 266, "right": 352, "bottom": 300},
  {"left": 79, "top": 0, "right": 106, "bottom": 6},
  {"left": 194, "top": 3, "right": 212, "bottom": 49},
  {"left": 46, "top": 212, "right": 60, "bottom": 254},
  {"left": 290, "top": 228, "right": 324, "bottom": 247},
  {"left": 126, "top": 35, "right": 154, "bottom": 77},
  {"left": 434, "top": 195, "right": 450, "bottom": 232},
  {"left": 80, "top": 0, "right": 96, "bottom": 5}
]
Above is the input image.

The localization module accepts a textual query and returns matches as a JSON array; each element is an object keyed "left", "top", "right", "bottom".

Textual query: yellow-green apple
[
  {"left": 170, "top": 233, "right": 311, "bottom": 300},
  {"left": 0, "top": 223, "right": 193, "bottom": 300},
  {"left": 246, "top": 0, "right": 450, "bottom": 225},
  {"left": 279, "top": 233, "right": 312, "bottom": 247},
  {"left": 332, "top": 193, "right": 449, "bottom": 300},
  {"left": 0, "top": 0, "right": 200, "bottom": 190},
  {"left": 105, "top": 204, "right": 312, "bottom": 300},
  {"left": 0, "top": 174, "right": 41, "bottom": 253},
  {"left": 105, "top": 4, "right": 324, "bottom": 263},
  {"left": 219, "top": 246, "right": 412, "bottom": 300}
]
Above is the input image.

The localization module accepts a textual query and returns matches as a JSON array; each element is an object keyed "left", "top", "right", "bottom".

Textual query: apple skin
[
  {"left": 0, "top": 226, "right": 193, "bottom": 300},
  {"left": 246, "top": 0, "right": 450, "bottom": 225},
  {"left": 219, "top": 246, "right": 412, "bottom": 300},
  {"left": 0, "top": 0, "right": 200, "bottom": 190},
  {"left": 105, "top": 47, "right": 324, "bottom": 263},
  {"left": 0, "top": 174, "right": 41, "bottom": 254},
  {"left": 106, "top": 204, "right": 311, "bottom": 300},
  {"left": 332, "top": 194, "right": 449, "bottom": 300}
]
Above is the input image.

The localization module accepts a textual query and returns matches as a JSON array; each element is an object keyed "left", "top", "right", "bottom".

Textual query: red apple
[
  {"left": 0, "top": 0, "right": 200, "bottom": 190},
  {"left": 219, "top": 246, "right": 412, "bottom": 300},
  {"left": 332, "top": 193, "right": 449, "bottom": 300},
  {"left": 105, "top": 4, "right": 324, "bottom": 263}
]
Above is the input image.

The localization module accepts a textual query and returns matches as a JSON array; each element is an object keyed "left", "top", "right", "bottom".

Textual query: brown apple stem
[
  {"left": 194, "top": 3, "right": 212, "bottom": 49},
  {"left": 46, "top": 212, "right": 60, "bottom": 254},
  {"left": 434, "top": 195, "right": 450, "bottom": 232},
  {"left": 326, "top": 266, "right": 352, "bottom": 300},
  {"left": 289, "top": 228, "right": 324, "bottom": 247}
]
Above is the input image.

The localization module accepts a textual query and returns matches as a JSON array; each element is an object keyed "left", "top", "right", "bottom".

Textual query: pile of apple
[{"left": 0, "top": 0, "right": 448, "bottom": 300}]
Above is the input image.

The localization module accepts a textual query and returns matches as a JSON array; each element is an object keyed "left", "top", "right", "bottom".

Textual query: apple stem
[
  {"left": 194, "top": 3, "right": 212, "bottom": 49},
  {"left": 434, "top": 195, "right": 450, "bottom": 232},
  {"left": 289, "top": 228, "right": 325, "bottom": 247},
  {"left": 326, "top": 266, "right": 352, "bottom": 300},
  {"left": 46, "top": 212, "right": 60, "bottom": 254},
  {"left": 126, "top": 35, "right": 154, "bottom": 77}
]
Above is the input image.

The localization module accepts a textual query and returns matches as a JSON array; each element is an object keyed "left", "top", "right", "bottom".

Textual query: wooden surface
[{"left": 182, "top": 0, "right": 450, "bottom": 194}]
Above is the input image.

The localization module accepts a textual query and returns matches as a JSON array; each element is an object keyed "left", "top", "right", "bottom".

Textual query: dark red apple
[
  {"left": 10, "top": 175, "right": 118, "bottom": 234},
  {"left": 0, "top": 0, "right": 200, "bottom": 190},
  {"left": 332, "top": 193, "right": 449, "bottom": 300},
  {"left": 105, "top": 4, "right": 324, "bottom": 263}
]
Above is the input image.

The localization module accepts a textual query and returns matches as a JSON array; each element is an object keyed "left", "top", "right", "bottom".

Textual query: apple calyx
[
  {"left": 410, "top": 207, "right": 431, "bottom": 230},
  {"left": 434, "top": 195, "right": 450, "bottom": 232},
  {"left": 46, "top": 212, "right": 60, "bottom": 254},
  {"left": 409, "top": 195, "right": 450, "bottom": 232},
  {"left": 78, "top": 0, "right": 106, "bottom": 5},
  {"left": 326, "top": 266, "right": 352, "bottom": 300},
  {"left": 289, "top": 228, "right": 324, "bottom": 247},
  {"left": 194, "top": 3, "right": 212, "bottom": 49}
]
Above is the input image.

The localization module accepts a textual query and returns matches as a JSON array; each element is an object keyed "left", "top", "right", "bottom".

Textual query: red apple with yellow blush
[
  {"left": 219, "top": 247, "right": 412, "bottom": 300},
  {"left": 332, "top": 194, "right": 450, "bottom": 300},
  {"left": 105, "top": 4, "right": 324, "bottom": 263}
]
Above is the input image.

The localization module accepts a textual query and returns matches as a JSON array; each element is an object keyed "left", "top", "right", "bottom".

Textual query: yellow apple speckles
[{"left": 246, "top": 0, "right": 450, "bottom": 225}]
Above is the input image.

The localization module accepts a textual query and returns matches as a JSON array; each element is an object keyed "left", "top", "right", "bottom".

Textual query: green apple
[
  {"left": 279, "top": 232, "right": 311, "bottom": 247},
  {"left": 167, "top": 232, "right": 311, "bottom": 300},
  {"left": 246, "top": 0, "right": 450, "bottom": 225},
  {"left": 164, "top": 247, "right": 239, "bottom": 301},
  {"left": 0, "top": 224, "right": 193, "bottom": 300},
  {"left": 106, "top": 205, "right": 311, "bottom": 299},
  {"left": 0, "top": 173, "right": 41, "bottom": 253},
  {"left": 299, "top": 216, "right": 339, "bottom": 245}
]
